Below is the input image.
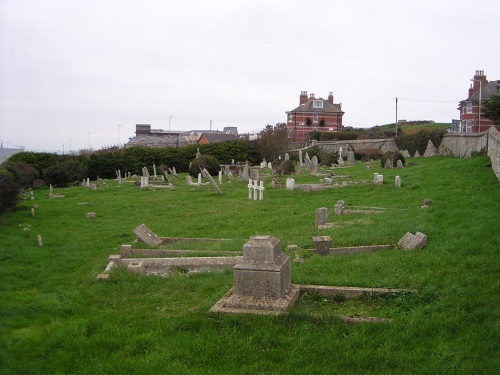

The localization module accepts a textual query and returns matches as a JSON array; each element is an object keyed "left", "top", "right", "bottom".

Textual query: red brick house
[
  {"left": 286, "top": 91, "right": 344, "bottom": 143},
  {"left": 458, "top": 71, "right": 500, "bottom": 133}
]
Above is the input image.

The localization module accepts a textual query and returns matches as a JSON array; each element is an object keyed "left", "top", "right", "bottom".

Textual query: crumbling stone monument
[
  {"left": 210, "top": 235, "right": 300, "bottom": 315},
  {"left": 398, "top": 232, "right": 427, "bottom": 249}
]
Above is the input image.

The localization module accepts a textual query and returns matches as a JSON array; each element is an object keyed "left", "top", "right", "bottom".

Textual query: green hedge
[
  {"left": 395, "top": 129, "right": 447, "bottom": 157},
  {"left": 5, "top": 140, "right": 260, "bottom": 181}
]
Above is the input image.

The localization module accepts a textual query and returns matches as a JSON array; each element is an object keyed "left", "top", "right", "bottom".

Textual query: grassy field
[
  {"left": 1, "top": 156, "right": 499, "bottom": 374},
  {"left": 377, "top": 122, "right": 451, "bottom": 134}
]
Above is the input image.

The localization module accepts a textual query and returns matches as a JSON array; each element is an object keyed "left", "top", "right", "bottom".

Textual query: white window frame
[
  {"left": 466, "top": 121, "right": 472, "bottom": 133},
  {"left": 466, "top": 103, "right": 472, "bottom": 114},
  {"left": 288, "top": 113, "right": 293, "bottom": 122},
  {"left": 313, "top": 100, "right": 323, "bottom": 108},
  {"left": 313, "top": 114, "right": 318, "bottom": 122}
]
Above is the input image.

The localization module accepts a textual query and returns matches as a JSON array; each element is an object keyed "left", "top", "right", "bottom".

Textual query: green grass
[
  {"left": 377, "top": 122, "right": 451, "bottom": 134},
  {"left": 1, "top": 156, "right": 499, "bottom": 374}
]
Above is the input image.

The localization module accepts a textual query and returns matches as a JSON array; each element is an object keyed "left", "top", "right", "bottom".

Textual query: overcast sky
[{"left": 1, "top": 0, "right": 499, "bottom": 153}]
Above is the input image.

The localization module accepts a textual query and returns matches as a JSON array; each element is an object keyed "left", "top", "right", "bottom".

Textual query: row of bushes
[
  {"left": 395, "top": 129, "right": 447, "bottom": 157},
  {"left": 309, "top": 131, "right": 359, "bottom": 142}
]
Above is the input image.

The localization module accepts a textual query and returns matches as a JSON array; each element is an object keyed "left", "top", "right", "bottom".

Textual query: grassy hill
[
  {"left": 375, "top": 122, "right": 451, "bottom": 134},
  {"left": 0, "top": 156, "right": 499, "bottom": 374}
]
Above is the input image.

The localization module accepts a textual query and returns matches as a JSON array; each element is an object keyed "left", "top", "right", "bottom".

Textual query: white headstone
[{"left": 285, "top": 178, "right": 295, "bottom": 190}]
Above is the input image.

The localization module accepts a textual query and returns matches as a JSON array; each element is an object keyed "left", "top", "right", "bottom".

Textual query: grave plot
[
  {"left": 98, "top": 224, "right": 243, "bottom": 278},
  {"left": 210, "top": 235, "right": 417, "bottom": 322}
]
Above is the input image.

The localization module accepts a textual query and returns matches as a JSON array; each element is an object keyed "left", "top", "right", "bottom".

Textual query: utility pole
[{"left": 395, "top": 97, "right": 398, "bottom": 136}]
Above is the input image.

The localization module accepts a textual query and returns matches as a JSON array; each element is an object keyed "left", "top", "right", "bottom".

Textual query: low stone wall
[
  {"left": 488, "top": 127, "right": 500, "bottom": 182},
  {"left": 304, "top": 138, "right": 398, "bottom": 154},
  {"left": 439, "top": 132, "right": 489, "bottom": 157}
]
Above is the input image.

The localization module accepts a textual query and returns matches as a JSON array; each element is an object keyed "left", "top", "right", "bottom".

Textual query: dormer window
[{"left": 313, "top": 100, "right": 324, "bottom": 108}]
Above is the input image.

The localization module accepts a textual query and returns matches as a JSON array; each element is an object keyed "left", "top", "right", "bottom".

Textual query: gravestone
[
  {"left": 395, "top": 175, "right": 401, "bottom": 188},
  {"left": 310, "top": 156, "right": 318, "bottom": 174},
  {"left": 421, "top": 199, "right": 432, "bottom": 208},
  {"left": 384, "top": 159, "right": 393, "bottom": 169},
  {"left": 219, "top": 170, "right": 223, "bottom": 183},
  {"left": 401, "top": 150, "right": 411, "bottom": 158},
  {"left": 333, "top": 200, "right": 344, "bottom": 215},
  {"left": 414, "top": 150, "right": 421, "bottom": 158},
  {"left": 224, "top": 165, "right": 230, "bottom": 176},
  {"left": 316, "top": 207, "right": 328, "bottom": 227},
  {"left": 242, "top": 164, "right": 250, "bottom": 181},
  {"left": 346, "top": 151, "right": 355, "bottom": 166},
  {"left": 186, "top": 175, "right": 194, "bottom": 185},
  {"left": 298, "top": 149, "right": 303, "bottom": 167},
  {"left": 198, "top": 173, "right": 202, "bottom": 184},
  {"left": 210, "top": 235, "right": 299, "bottom": 314},
  {"left": 284, "top": 153, "right": 289, "bottom": 161},
  {"left": 398, "top": 232, "right": 427, "bottom": 249},
  {"left": 202, "top": 169, "right": 222, "bottom": 195},
  {"left": 267, "top": 162, "right": 272, "bottom": 169},
  {"left": 375, "top": 174, "right": 384, "bottom": 185},
  {"left": 373, "top": 173, "right": 379, "bottom": 183},
  {"left": 312, "top": 236, "right": 332, "bottom": 256},
  {"left": 338, "top": 155, "right": 344, "bottom": 166},
  {"left": 304, "top": 154, "right": 311, "bottom": 170},
  {"left": 250, "top": 168, "right": 259, "bottom": 181},
  {"left": 423, "top": 140, "right": 437, "bottom": 157},
  {"left": 85, "top": 212, "right": 96, "bottom": 219},
  {"left": 396, "top": 159, "right": 403, "bottom": 168},
  {"left": 285, "top": 178, "right": 295, "bottom": 190},
  {"left": 133, "top": 224, "right": 162, "bottom": 246}
]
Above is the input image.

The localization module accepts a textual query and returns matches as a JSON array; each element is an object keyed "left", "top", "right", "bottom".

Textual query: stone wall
[
  {"left": 306, "top": 138, "right": 398, "bottom": 154},
  {"left": 488, "top": 127, "right": 500, "bottom": 182},
  {"left": 439, "top": 132, "right": 489, "bottom": 158}
]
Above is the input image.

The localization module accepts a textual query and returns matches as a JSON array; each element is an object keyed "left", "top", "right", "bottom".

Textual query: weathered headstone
[
  {"left": 346, "top": 151, "right": 355, "bottom": 166},
  {"left": 401, "top": 150, "right": 411, "bottom": 158},
  {"left": 284, "top": 153, "right": 289, "bottom": 161},
  {"left": 310, "top": 155, "right": 318, "bottom": 174},
  {"left": 312, "top": 235, "right": 332, "bottom": 256},
  {"left": 421, "top": 199, "right": 432, "bottom": 208},
  {"left": 316, "top": 207, "right": 329, "bottom": 227},
  {"left": 210, "top": 235, "right": 299, "bottom": 315},
  {"left": 242, "top": 164, "right": 250, "bottom": 181},
  {"left": 395, "top": 175, "right": 401, "bottom": 188},
  {"left": 202, "top": 169, "right": 222, "bottom": 195},
  {"left": 384, "top": 159, "right": 393, "bottom": 169},
  {"left": 285, "top": 178, "right": 295, "bottom": 190},
  {"left": 218, "top": 170, "right": 223, "bottom": 183},
  {"left": 423, "top": 140, "right": 437, "bottom": 157},
  {"left": 37, "top": 234, "right": 43, "bottom": 247},
  {"left": 268, "top": 162, "right": 272, "bottom": 169},
  {"left": 298, "top": 149, "right": 303, "bottom": 167},
  {"left": 198, "top": 173, "right": 202, "bottom": 185},
  {"left": 250, "top": 168, "right": 259, "bottom": 181},
  {"left": 398, "top": 232, "right": 427, "bottom": 249},
  {"left": 375, "top": 174, "right": 384, "bottom": 185},
  {"left": 414, "top": 150, "right": 421, "bottom": 158},
  {"left": 338, "top": 155, "right": 344, "bottom": 166},
  {"left": 133, "top": 224, "right": 162, "bottom": 246},
  {"left": 85, "top": 212, "right": 96, "bottom": 219},
  {"left": 186, "top": 175, "right": 194, "bottom": 185},
  {"left": 396, "top": 159, "right": 403, "bottom": 168}
]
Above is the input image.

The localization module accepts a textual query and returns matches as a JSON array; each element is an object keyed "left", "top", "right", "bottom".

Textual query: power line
[{"left": 398, "top": 98, "right": 457, "bottom": 103}]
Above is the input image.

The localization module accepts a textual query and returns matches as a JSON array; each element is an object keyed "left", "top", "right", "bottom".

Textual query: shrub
[
  {"left": 44, "top": 159, "right": 88, "bottom": 187},
  {"left": 188, "top": 155, "right": 220, "bottom": 177},
  {"left": 320, "top": 152, "right": 339, "bottom": 166},
  {"left": 273, "top": 160, "right": 295, "bottom": 175},
  {"left": 308, "top": 131, "right": 321, "bottom": 141},
  {"left": 0, "top": 172, "right": 19, "bottom": 212},
  {"left": 354, "top": 148, "right": 382, "bottom": 161},
  {"left": 0, "top": 161, "right": 40, "bottom": 187},
  {"left": 381, "top": 151, "right": 405, "bottom": 168}
]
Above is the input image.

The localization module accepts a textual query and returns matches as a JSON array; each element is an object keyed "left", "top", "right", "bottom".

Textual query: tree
[
  {"left": 482, "top": 94, "right": 500, "bottom": 124},
  {"left": 305, "top": 117, "right": 312, "bottom": 126},
  {"left": 0, "top": 172, "right": 19, "bottom": 212},
  {"left": 44, "top": 159, "right": 87, "bottom": 187},
  {"left": 254, "top": 123, "right": 290, "bottom": 161}
]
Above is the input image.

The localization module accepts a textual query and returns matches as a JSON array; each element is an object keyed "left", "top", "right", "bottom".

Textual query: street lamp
[
  {"left": 470, "top": 78, "right": 482, "bottom": 132},
  {"left": 118, "top": 124, "right": 121, "bottom": 147},
  {"left": 169, "top": 115, "right": 173, "bottom": 135}
]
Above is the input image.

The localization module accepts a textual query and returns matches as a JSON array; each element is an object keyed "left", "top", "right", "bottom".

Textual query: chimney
[
  {"left": 328, "top": 92, "right": 334, "bottom": 104},
  {"left": 300, "top": 91, "right": 308, "bottom": 105},
  {"left": 309, "top": 93, "right": 315, "bottom": 100},
  {"left": 471, "top": 70, "right": 487, "bottom": 94}
]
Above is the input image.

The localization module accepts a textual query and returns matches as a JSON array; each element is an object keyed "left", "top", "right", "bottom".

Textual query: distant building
[
  {"left": 198, "top": 133, "right": 239, "bottom": 144},
  {"left": 0, "top": 142, "right": 25, "bottom": 163},
  {"left": 126, "top": 124, "right": 240, "bottom": 148},
  {"left": 458, "top": 71, "right": 500, "bottom": 133},
  {"left": 286, "top": 91, "right": 344, "bottom": 143}
]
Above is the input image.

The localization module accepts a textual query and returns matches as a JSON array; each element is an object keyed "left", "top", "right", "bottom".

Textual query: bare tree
[{"left": 254, "top": 123, "right": 290, "bottom": 161}]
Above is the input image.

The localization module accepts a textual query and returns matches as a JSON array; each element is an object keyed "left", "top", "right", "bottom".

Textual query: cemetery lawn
[{"left": 1, "top": 156, "right": 499, "bottom": 374}]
